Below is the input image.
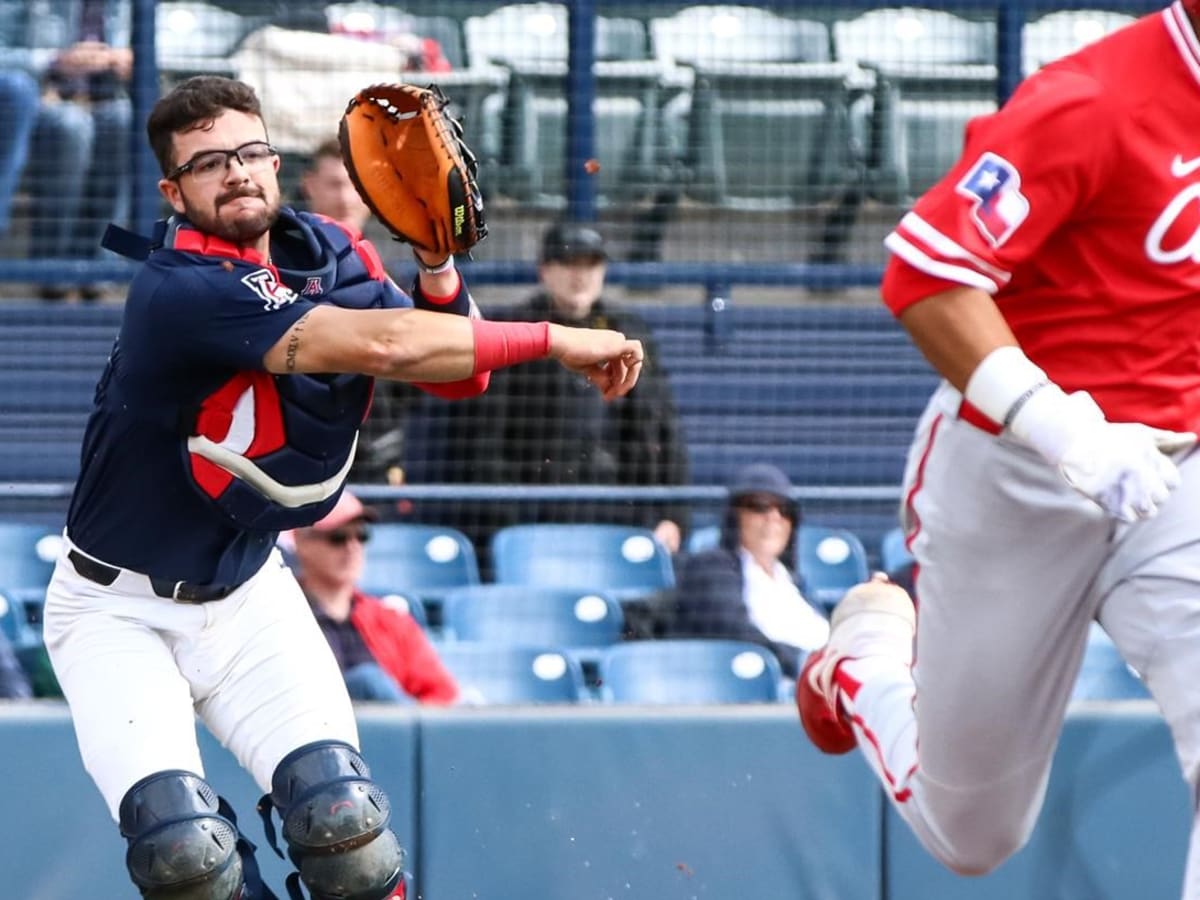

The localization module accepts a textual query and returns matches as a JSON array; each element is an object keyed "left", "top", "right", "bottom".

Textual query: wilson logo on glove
[{"left": 339, "top": 83, "right": 488, "bottom": 256}]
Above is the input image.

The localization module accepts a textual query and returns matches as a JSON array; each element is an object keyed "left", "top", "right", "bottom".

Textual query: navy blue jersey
[{"left": 67, "top": 209, "right": 414, "bottom": 586}]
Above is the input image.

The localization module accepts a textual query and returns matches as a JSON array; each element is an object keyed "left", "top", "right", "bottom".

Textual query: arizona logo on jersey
[
  {"left": 241, "top": 268, "right": 300, "bottom": 311},
  {"left": 955, "top": 152, "right": 1029, "bottom": 247}
]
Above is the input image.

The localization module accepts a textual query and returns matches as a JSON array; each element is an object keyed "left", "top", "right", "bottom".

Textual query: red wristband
[{"left": 471, "top": 319, "right": 551, "bottom": 375}]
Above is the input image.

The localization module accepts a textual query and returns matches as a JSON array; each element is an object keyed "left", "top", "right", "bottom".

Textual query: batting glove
[{"left": 1010, "top": 388, "right": 1195, "bottom": 522}]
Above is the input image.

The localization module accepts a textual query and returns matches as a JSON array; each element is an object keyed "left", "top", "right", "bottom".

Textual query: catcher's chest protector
[{"left": 106, "top": 210, "right": 406, "bottom": 532}]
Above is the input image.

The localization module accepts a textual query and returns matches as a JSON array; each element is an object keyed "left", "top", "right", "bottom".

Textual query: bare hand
[
  {"left": 54, "top": 42, "right": 115, "bottom": 77},
  {"left": 110, "top": 47, "right": 133, "bottom": 82},
  {"left": 653, "top": 519, "right": 681, "bottom": 554},
  {"left": 548, "top": 323, "right": 644, "bottom": 401}
]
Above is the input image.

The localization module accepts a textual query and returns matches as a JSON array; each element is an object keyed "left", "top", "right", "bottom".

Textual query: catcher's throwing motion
[
  {"left": 797, "top": 3, "right": 1200, "bottom": 895},
  {"left": 43, "top": 75, "right": 643, "bottom": 899}
]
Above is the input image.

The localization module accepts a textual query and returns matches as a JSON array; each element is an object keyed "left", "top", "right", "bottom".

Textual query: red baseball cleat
[{"left": 796, "top": 575, "right": 916, "bottom": 755}]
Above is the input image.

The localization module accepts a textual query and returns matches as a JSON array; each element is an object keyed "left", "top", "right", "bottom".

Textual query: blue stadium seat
[
  {"left": 432, "top": 642, "right": 588, "bottom": 704},
  {"left": 668, "top": 372, "right": 938, "bottom": 416},
  {"left": 362, "top": 589, "right": 429, "bottom": 630},
  {"left": 0, "top": 443, "right": 86, "bottom": 481},
  {"left": 0, "top": 371, "right": 99, "bottom": 414},
  {"left": 685, "top": 523, "right": 869, "bottom": 611},
  {"left": 0, "top": 523, "right": 61, "bottom": 592},
  {"left": 599, "top": 640, "right": 782, "bottom": 704},
  {"left": 797, "top": 525, "right": 870, "bottom": 611},
  {"left": 638, "top": 302, "right": 903, "bottom": 332},
  {"left": 491, "top": 524, "right": 675, "bottom": 601},
  {"left": 1072, "top": 624, "right": 1150, "bottom": 702},
  {"left": 0, "top": 309, "right": 116, "bottom": 484},
  {"left": 686, "top": 442, "right": 908, "bottom": 487},
  {"left": 666, "top": 353, "right": 932, "bottom": 377},
  {"left": 879, "top": 527, "right": 915, "bottom": 581},
  {"left": 442, "top": 584, "right": 624, "bottom": 651},
  {"left": 361, "top": 523, "right": 480, "bottom": 604},
  {"left": 680, "top": 414, "right": 918, "bottom": 456},
  {"left": 685, "top": 524, "right": 721, "bottom": 554}
]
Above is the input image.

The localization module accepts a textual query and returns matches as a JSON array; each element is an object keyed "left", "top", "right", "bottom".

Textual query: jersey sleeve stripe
[
  {"left": 1165, "top": 3, "right": 1200, "bottom": 89},
  {"left": 883, "top": 232, "right": 1001, "bottom": 294},
  {"left": 896, "top": 212, "right": 1012, "bottom": 285}
]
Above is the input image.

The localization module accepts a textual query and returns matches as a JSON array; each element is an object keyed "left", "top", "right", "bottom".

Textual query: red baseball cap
[{"left": 311, "top": 490, "right": 379, "bottom": 532}]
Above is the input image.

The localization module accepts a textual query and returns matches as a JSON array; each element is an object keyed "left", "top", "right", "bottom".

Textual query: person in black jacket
[
  {"left": 404, "top": 221, "right": 690, "bottom": 573},
  {"left": 667, "top": 463, "right": 829, "bottom": 678}
]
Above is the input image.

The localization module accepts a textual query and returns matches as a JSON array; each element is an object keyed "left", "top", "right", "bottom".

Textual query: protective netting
[{"left": 0, "top": 2, "right": 1145, "bottom": 698}]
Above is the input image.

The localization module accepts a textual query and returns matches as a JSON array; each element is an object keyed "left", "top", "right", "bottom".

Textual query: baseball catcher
[
  {"left": 46, "top": 71, "right": 644, "bottom": 900},
  {"left": 339, "top": 82, "right": 486, "bottom": 267}
]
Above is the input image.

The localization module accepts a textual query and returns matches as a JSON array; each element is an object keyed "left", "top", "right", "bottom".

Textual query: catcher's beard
[{"left": 183, "top": 186, "right": 281, "bottom": 245}]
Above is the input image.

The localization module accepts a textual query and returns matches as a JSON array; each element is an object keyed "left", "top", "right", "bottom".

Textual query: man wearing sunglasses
[
  {"left": 41, "top": 75, "right": 645, "bottom": 900},
  {"left": 289, "top": 491, "right": 457, "bottom": 706}
]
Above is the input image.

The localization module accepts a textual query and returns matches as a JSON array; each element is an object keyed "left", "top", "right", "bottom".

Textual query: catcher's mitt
[{"left": 339, "top": 83, "right": 487, "bottom": 256}]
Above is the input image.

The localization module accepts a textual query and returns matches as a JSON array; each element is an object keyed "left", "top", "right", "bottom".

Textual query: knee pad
[
  {"left": 263, "top": 741, "right": 405, "bottom": 900},
  {"left": 118, "top": 770, "right": 244, "bottom": 900}
]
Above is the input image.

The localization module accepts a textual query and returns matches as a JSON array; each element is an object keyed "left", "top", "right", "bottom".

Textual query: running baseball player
[
  {"left": 42, "top": 75, "right": 643, "bottom": 900},
  {"left": 797, "top": 2, "right": 1200, "bottom": 894}
]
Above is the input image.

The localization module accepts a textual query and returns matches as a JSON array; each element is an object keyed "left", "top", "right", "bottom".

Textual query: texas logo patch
[{"left": 955, "top": 152, "right": 1029, "bottom": 247}]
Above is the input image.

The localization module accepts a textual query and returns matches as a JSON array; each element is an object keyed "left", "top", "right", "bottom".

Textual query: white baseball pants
[
  {"left": 846, "top": 383, "right": 1200, "bottom": 896},
  {"left": 43, "top": 536, "right": 359, "bottom": 820}
]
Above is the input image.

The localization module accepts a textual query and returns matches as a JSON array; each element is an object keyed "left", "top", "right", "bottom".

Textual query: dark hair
[
  {"left": 147, "top": 76, "right": 265, "bottom": 175},
  {"left": 308, "top": 137, "right": 343, "bottom": 168}
]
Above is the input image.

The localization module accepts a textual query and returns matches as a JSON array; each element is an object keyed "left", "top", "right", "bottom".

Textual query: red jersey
[
  {"left": 350, "top": 591, "right": 458, "bottom": 704},
  {"left": 882, "top": 1, "right": 1200, "bottom": 432}
]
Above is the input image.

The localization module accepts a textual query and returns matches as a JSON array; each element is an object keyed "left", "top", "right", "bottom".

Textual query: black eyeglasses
[
  {"left": 167, "top": 141, "right": 278, "bottom": 182},
  {"left": 317, "top": 527, "right": 372, "bottom": 547}
]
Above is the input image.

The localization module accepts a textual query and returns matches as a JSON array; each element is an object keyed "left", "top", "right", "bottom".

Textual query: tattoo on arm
[{"left": 285, "top": 312, "right": 312, "bottom": 373}]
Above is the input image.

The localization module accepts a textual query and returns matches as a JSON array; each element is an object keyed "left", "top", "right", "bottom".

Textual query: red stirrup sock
[{"left": 471, "top": 319, "right": 551, "bottom": 375}]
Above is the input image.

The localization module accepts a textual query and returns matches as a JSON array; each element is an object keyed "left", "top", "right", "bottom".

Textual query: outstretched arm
[{"left": 262, "top": 305, "right": 644, "bottom": 401}]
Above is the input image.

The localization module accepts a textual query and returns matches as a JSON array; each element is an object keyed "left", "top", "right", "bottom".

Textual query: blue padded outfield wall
[{"left": 0, "top": 704, "right": 1187, "bottom": 899}]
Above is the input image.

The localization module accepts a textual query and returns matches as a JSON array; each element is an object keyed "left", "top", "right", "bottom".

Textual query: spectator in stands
[
  {"left": 0, "top": 627, "right": 32, "bottom": 699},
  {"left": 289, "top": 490, "right": 458, "bottom": 704},
  {"left": 0, "top": 69, "right": 38, "bottom": 238},
  {"left": 325, "top": 7, "right": 454, "bottom": 73},
  {"left": 1, "top": 0, "right": 133, "bottom": 301},
  {"left": 298, "top": 137, "right": 371, "bottom": 235},
  {"left": 403, "top": 221, "right": 690, "bottom": 570},
  {"left": 666, "top": 463, "right": 829, "bottom": 678}
]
